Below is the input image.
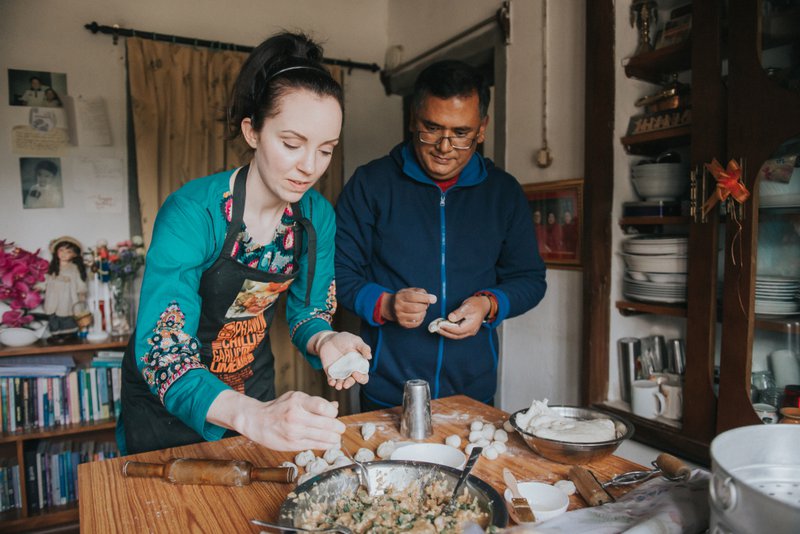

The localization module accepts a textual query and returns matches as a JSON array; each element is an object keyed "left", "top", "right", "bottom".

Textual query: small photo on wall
[
  {"left": 20, "top": 157, "right": 63, "bottom": 209},
  {"left": 8, "top": 69, "right": 68, "bottom": 107}
]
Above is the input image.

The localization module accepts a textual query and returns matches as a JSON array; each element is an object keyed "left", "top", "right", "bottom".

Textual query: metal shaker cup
[
  {"left": 400, "top": 379, "right": 433, "bottom": 439},
  {"left": 618, "top": 337, "right": 641, "bottom": 404}
]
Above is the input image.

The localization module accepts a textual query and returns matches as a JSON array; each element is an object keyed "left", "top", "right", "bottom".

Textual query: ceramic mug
[
  {"left": 631, "top": 380, "right": 666, "bottom": 419},
  {"left": 753, "top": 402, "right": 778, "bottom": 424},
  {"left": 767, "top": 349, "right": 800, "bottom": 389},
  {"left": 660, "top": 382, "right": 683, "bottom": 420}
]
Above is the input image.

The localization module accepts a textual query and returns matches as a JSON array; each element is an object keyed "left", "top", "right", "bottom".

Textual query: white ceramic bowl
[
  {"left": 503, "top": 481, "right": 569, "bottom": 522},
  {"left": 390, "top": 443, "right": 466, "bottom": 469},
  {"left": 621, "top": 253, "right": 688, "bottom": 273},
  {"left": 631, "top": 176, "right": 688, "bottom": 200},
  {"left": 0, "top": 327, "right": 39, "bottom": 347}
]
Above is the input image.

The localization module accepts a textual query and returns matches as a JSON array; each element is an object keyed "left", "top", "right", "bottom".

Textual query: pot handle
[{"left": 710, "top": 473, "right": 737, "bottom": 511}]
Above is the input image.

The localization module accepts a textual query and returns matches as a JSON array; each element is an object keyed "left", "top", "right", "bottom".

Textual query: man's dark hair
[{"left": 412, "top": 60, "right": 490, "bottom": 118}]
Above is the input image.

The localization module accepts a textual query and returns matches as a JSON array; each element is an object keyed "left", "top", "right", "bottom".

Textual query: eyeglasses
[{"left": 416, "top": 130, "right": 477, "bottom": 150}]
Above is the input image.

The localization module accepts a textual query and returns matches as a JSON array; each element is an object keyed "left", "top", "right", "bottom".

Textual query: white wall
[{"left": 0, "top": 0, "right": 399, "bottom": 254}]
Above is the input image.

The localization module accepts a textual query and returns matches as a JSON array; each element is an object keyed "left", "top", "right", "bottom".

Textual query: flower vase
[{"left": 109, "top": 278, "right": 133, "bottom": 337}]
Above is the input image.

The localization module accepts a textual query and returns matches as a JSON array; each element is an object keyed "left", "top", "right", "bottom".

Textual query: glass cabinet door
[{"left": 717, "top": 0, "right": 800, "bottom": 431}]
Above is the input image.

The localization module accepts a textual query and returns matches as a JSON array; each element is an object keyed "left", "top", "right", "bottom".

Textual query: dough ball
[
  {"left": 294, "top": 450, "right": 315, "bottom": 467},
  {"left": 445, "top": 435, "right": 461, "bottom": 448},
  {"left": 493, "top": 429, "right": 509, "bottom": 442},
  {"left": 279, "top": 461, "right": 298, "bottom": 481},
  {"left": 323, "top": 448, "right": 344, "bottom": 464},
  {"left": 354, "top": 447, "right": 375, "bottom": 463},
  {"left": 475, "top": 438, "right": 491, "bottom": 448},
  {"left": 332, "top": 455, "right": 353, "bottom": 468},
  {"left": 555, "top": 479, "right": 576, "bottom": 496},
  {"left": 376, "top": 440, "right": 397, "bottom": 459},
  {"left": 481, "top": 446, "right": 499, "bottom": 460},
  {"left": 468, "top": 430, "right": 484, "bottom": 443},
  {"left": 481, "top": 424, "right": 496, "bottom": 440},
  {"left": 465, "top": 443, "right": 477, "bottom": 455},
  {"left": 491, "top": 441, "right": 507, "bottom": 454},
  {"left": 296, "top": 472, "right": 315, "bottom": 485},
  {"left": 306, "top": 457, "right": 329, "bottom": 475},
  {"left": 361, "top": 422, "right": 376, "bottom": 441},
  {"left": 503, "top": 419, "right": 515, "bottom": 433},
  {"left": 470, "top": 421, "right": 484, "bottom": 432}
]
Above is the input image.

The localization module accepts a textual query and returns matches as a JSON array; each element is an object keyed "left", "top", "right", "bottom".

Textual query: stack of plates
[
  {"left": 755, "top": 276, "right": 800, "bottom": 316},
  {"left": 621, "top": 236, "right": 689, "bottom": 303}
]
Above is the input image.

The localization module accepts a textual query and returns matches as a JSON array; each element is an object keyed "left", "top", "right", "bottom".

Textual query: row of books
[
  {"left": 1, "top": 367, "right": 122, "bottom": 434},
  {"left": 0, "top": 459, "right": 21, "bottom": 512},
  {"left": 25, "top": 439, "right": 119, "bottom": 512}
]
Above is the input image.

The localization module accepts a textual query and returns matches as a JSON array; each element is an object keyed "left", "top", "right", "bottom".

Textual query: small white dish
[
  {"left": 390, "top": 443, "right": 466, "bottom": 469},
  {"left": 0, "top": 327, "right": 39, "bottom": 347},
  {"left": 503, "top": 481, "right": 569, "bottom": 523}
]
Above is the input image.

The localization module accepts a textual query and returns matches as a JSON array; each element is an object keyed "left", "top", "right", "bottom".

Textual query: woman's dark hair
[
  {"left": 412, "top": 60, "right": 491, "bottom": 118},
  {"left": 48, "top": 242, "right": 87, "bottom": 281},
  {"left": 227, "top": 31, "right": 343, "bottom": 140}
]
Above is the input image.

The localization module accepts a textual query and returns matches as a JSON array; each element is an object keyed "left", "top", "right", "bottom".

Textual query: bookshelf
[{"left": 0, "top": 337, "right": 127, "bottom": 533}]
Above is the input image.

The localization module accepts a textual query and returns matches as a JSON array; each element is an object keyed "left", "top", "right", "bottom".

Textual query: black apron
[{"left": 120, "top": 165, "right": 317, "bottom": 454}]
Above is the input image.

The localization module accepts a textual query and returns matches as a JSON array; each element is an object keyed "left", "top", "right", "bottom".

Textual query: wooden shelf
[
  {"left": 595, "top": 402, "right": 710, "bottom": 466},
  {"left": 3, "top": 503, "right": 78, "bottom": 533},
  {"left": 0, "top": 419, "right": 116, "bottom": 445},
  {"left": 621, "top": 125, "right": 691, "bottom": 155},
  {"left": 616, "top": 299, "right": 687, "bottom": 317},
  {"left": 619, "top": 215, "right": 690, "bottom": 227},
  {"left": 754, "top": 316, "right": 800, "bottom": 334},
  {"left": 0, "top": 337, "right": 127, "bottom": 358},
  {"left": 623, "top": 40, "right": 692, "bottom": 83}
]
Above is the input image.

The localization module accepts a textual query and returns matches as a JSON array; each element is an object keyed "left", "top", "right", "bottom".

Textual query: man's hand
[
  {"left": 381, "top": 288, "right": 437, "bottom": 329},
  {"left": 435, "top": 295, "right": 491, "bottom": 340},
  {"left": 208, "top": 390, "right": 345, "bottom": 451}
]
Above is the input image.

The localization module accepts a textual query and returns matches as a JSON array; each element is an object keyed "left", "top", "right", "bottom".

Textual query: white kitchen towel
[{"left": 499, "top": 469, "right": 710, "bottom": 534}]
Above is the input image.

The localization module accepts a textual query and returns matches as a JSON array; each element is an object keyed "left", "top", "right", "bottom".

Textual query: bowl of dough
[{"left": 509, "top": 401, "right": 634, "bottom": 465}]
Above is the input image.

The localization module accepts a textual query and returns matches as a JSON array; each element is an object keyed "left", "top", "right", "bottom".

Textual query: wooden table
[{"left": 79, "top": 395, "right": 644, "bottom": 532}]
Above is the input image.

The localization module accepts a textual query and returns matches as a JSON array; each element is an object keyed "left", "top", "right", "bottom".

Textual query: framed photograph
[
  {"left": 20, "top": 157, "right": 63, "bottom": 209},
  {"left": 7, "top": 68, "right": 68, "bottom": 107},
  {"left": 523, "top": 178, "right": 583, "bottom": 269}
]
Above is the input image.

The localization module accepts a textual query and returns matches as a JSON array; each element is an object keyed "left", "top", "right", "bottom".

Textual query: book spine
[
  {"left": 111, "top": 367, "right": 121, "bottom": 419},
  {"left": 1, "top": 378, "right": 7, "bottom": 433},
  {"left": 24, "top": 449, "right": 38, "bottom": 512}
]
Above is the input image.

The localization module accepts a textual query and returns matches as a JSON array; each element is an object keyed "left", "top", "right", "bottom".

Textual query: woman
[{"left": 118, "top": 31, "right": 370, "bottom": 455}]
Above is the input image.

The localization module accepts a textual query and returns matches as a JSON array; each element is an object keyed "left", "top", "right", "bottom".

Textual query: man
[
  {"left": 19, "top": 76, "right": 50, "bottom": 107},
  {"left": 335, "top": 60, "right": 547, "bottom": 410}
]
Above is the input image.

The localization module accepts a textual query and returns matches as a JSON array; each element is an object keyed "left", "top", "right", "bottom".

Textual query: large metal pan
[{"left": 278, "top": 460, "right": 508, "bottom": 530}]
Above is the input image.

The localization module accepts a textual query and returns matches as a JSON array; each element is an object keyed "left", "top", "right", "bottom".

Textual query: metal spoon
[
  {"left": 250, "top": 518, "right": 354, "bottom": 534},
  {"left": 340, "top": 445, "right": 374, "bottom": 496},
  {"left": 444, "top": 446, "right": 482, "bottom": 514}
]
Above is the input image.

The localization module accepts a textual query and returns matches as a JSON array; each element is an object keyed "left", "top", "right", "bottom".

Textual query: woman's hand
[
  {"left": 311, "top": 331, "right": 372, "bottom": 390},
  {"left": 207, "top": 389, "right": 345, "bottom": 451}
]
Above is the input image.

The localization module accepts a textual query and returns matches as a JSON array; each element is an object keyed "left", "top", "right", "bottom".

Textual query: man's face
[
  {"left": 410, "top": 91, "right": 487, "bottom": 181},
  {"left": 31, "top": 79, "right": 41, "bottom": 90}
]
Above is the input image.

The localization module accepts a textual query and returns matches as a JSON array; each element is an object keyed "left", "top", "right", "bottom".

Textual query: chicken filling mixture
[{"left": 292, "top": 479, "right": 489, "bottom": 533}]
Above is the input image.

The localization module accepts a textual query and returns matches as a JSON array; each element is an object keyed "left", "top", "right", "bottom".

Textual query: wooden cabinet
[
  {"left": 584, "top": 1, "right": 800, "bottom": 465},
  {"left": 0, "top": 338, "right": 126, "bottom": 533}
]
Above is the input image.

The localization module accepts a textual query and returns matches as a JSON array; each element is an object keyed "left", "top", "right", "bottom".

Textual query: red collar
[{"left": 436, "top": 174, "right": 460, "bottom": 192}]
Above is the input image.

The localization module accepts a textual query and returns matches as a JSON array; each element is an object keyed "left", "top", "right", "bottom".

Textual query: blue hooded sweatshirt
[{"left": 335, "top": 142, "right": 547, "bottom": 407}]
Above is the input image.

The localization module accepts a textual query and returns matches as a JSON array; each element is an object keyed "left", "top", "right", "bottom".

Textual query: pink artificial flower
[{"left": 2, "top": 309, "right": 33, "bottom": 327}]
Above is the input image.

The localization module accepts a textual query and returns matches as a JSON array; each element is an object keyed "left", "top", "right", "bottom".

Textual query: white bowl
[
  {"left": 390, "top": 443, "right": 466, "bottom": 469},
  {"left": 0, "top": 327, "right": 39, "bottom": 347},
  {"left": 631, "top": 176, "right": 688, "bottom": 201},
  {"left": 621, "top": 253, "right": 688, "bottom": 273},
  {"left": 503, "top": 481, "right": 569, "bottom": 522}
]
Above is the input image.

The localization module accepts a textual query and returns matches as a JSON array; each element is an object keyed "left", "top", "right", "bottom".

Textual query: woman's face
[
  {"left": 242, "top": 88, "right": 342, "bottom": 205},
  {"left": 36, "top": 168, "right": 56, "bottom": 186},
  {"left": 57, "top": 245, "right": 77, "bottom": 262},
  {"left": 547, "top": 213, "right": 556, "bottom": 224}
]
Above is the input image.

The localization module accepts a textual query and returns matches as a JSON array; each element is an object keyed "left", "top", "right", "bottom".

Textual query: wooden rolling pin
[{"left": 122, "top": 458, "right": 295, "bottom": 486}]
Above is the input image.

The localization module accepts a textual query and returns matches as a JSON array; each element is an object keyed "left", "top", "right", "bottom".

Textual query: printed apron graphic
[{"left": 211, "top": 279, "right": 293, "bottom": 391}]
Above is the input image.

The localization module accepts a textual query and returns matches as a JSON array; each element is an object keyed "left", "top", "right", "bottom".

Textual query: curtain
[{"left": 127, "top": 42, "right": 354, "bottom": 412}]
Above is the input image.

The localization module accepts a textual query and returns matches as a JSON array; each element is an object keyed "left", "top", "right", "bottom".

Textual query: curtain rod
[{"left": 84, "top": 21, "right": 381, "bottom": 73}]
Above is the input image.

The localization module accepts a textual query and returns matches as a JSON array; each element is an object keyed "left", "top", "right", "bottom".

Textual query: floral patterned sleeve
[
  {"left": 286, "top": 191, "right": 337, "bottom": 367},
  {"left": 134, "top": 189, "right": 231, "bottom": 440}
]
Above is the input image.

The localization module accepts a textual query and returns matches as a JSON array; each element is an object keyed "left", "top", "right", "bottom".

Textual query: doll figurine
[{"left": 44, "top": 236, "right": 88, "bottom": 339}]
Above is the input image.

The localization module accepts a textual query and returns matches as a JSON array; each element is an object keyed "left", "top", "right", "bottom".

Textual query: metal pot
[{"left": 709, "top": 425, "right": 800, "bottom": 533}]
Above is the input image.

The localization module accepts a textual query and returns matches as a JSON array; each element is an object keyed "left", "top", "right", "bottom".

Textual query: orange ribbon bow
[{"left": 702, "top": 158, "right": 750, "bottom": 217}]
